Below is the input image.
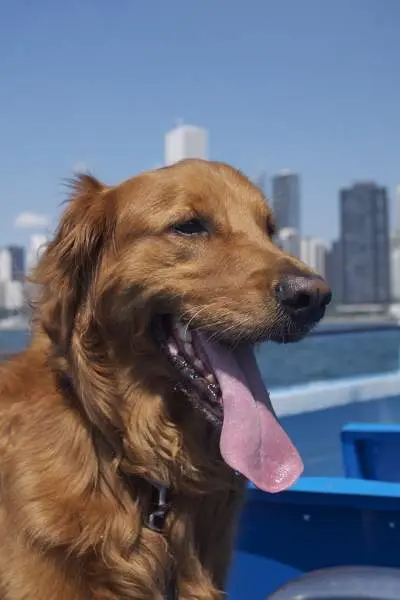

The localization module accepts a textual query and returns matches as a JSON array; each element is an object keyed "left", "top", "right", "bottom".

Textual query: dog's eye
[{"left": 172, "top": 219, "right": 208, "bottom": 236}]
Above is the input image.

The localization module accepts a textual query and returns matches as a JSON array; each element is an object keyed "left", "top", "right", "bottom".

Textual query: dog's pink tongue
[{"left": 198, "top": 335, "right": 303, "bottom": 492}]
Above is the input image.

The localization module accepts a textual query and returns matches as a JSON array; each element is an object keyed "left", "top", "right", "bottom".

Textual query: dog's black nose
[{"left": 275, "top": 275, "right": 332, "bottom": 318}]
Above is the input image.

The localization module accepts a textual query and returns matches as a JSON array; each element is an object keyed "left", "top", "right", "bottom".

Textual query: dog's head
[{"left": 34, "top": 160, "right": 331, "bottom": 491}]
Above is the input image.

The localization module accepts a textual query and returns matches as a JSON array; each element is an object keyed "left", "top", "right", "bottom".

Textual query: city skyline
[
  {"left": 0, "top": 121, "right": 398, "bottom": 312},
  {"left": 1, "top": 113, "right": 398, "bottom": 260},
  {"left": 2, "top": 121, "right": 398, "bottom": 256},
  {"left": 1, "top": 1, "right": 399, "bottom": 249}
]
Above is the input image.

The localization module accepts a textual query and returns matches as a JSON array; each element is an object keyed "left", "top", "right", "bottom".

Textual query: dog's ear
[{"left": 33, "top": 173, "right": 115, "bottom": 353}]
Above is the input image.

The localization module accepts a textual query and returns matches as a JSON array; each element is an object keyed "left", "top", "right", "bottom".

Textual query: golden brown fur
[{"left": 0, "top": 159, "right": 316, "bottom": 599}]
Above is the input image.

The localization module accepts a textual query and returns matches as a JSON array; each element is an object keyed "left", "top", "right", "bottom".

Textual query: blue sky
[{"left": 1, "top": 0, "right": 399, "bottom": 248}]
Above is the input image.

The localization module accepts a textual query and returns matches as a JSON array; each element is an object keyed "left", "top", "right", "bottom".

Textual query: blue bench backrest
[
  {"left": 227, "top": 477, "right": 400, "bottom": 600},
  {"left": 342, "top": 423, "right": 400, "bottom": 481}
]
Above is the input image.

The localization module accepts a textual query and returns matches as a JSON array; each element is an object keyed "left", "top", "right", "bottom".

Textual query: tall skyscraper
[
  {"left": 165, "top": 124, "right": 208, "bottom": 165},
  {"left": 272, "top": 170, "right": 301, "bottom": 233},
  {"left": 340, "top": 182, "right": 390, "bottom": 304}
]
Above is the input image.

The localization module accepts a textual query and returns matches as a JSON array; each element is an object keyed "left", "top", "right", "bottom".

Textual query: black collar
[
  {"left": 145, "top": 479, "right": 177, "bottom": 600},
  {"left": 144, "top": 478, "right": 170, "bottom": 533}
]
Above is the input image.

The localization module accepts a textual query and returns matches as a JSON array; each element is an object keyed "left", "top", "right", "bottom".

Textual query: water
[
  {"left": 257, "top": 326, "right": 400, "bottom": 389},
  {"left": 2, "top": 326, "right": 400, "bottom": 388},
  {"left": 2, "top": 326, "right": 400, "bottom": 477},
  {"left": 0, "top": 329, "right": 31, "bottom": 355}
]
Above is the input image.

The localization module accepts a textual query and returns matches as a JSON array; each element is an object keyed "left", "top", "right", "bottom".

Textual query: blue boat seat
[
  {"left": 268, "top": 566, "right": 400, "bottom": 599},
  {"left": 228, "top": 478, "right": 400, "bottom": 599},
  {"left": 341, "top": 423, "right": 400, "bottom": 481}
]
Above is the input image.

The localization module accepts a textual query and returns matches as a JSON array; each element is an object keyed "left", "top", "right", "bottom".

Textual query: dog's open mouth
[
  {"left": 155, "top": 316, "right": 303, "bottom": 493},
  {"left": 157, "top": 317, "right": 224, "bottom": 422}
]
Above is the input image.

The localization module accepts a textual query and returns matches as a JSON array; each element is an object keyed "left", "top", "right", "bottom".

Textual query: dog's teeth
[
  {"left": 176, "top": 322, "right": 192, "bottom": 342},
  {"left": 184, "top": 343, "right": 194, "bottom": 358},
  {"left": 175, "top": 323, "right": 185, "bottom": 340},
  {"left": 205, "top": 373, "right": 216, "bottom": 384},
  {"left": 168, "top": 342, "right": 179, "bottom": 356},
  {"left": 193, "top": 359, "right": 205, "bottom": 373}
]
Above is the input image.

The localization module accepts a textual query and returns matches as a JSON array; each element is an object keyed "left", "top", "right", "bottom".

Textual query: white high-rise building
[
  {"left": 390, "top": 185, "right": 400, "bottom": 251},
  {"left": 391, "top": 246, "right": 400, "bottom": 301},
  {"left": 27, "top": 234, "right": 48, "bottom": 271},
  {"left": 300, "top": 237, "right": 327, "bottom": 278},
  {"left": 0, "top": 248, "right": 12, "bottom": 281},
  {"left": 276, "top": 227, "right": 300, "bottom": 258},
  {"left": 0, "top": 247, "right": 26, "bottom": 310},
  {"left": 396, "top": 184, "right": 400, "bottom": 235},
  {"left": 0, "top": 281, "right": 24, "bottom": 310},
  {"left": 165, "top": 124, "right": 208, "bottom": 165}
]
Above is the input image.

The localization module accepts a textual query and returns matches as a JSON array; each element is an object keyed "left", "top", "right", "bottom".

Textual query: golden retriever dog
[{"left": 0, "top": 159, "right": 331, "bottom": 599}]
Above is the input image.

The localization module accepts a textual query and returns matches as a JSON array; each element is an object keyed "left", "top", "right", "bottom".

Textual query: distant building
[
  {"left": 0, "top": 249, "right": 12, "bottom": 281},
  {"left": 391, "top": 246, "right": 400, "bottom": 302},
  {"left": 272, "top": 170, "right": 301, "bottom": 234},
  {"left": 340, "top": 182, "right": 390, "bottom": 304},
  {"left": 7, "top": 245, "right": 25, "bottom": 281},
  {"left": 325, "top": 240, "right": 343, "bottom": 305},
  {"left": 0, "top": 246, "right": 25, "bottom": 282},
  {"left": 276, "top": 227, "right": 300, "bottom": 258},
  {"left": 0, "top": 281, "right": 24, "bottom": 311},
  {"left": 392, "top": 184, "right": 400, "bottom": 249},
  {"left": 0, "top": 245, "right": 26, "bottom": 311},
  {"left": 165, "top": 124, "right": 208, "bottom": 165},
  {"left": 27, "top": 234, "right": 48, "bottom": 272},
  {"left": 300, "top": 237, "right": 327, "bottom": 278},
  {"left": 396, "top": 184, "right": 400, "bottom": 236}
]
